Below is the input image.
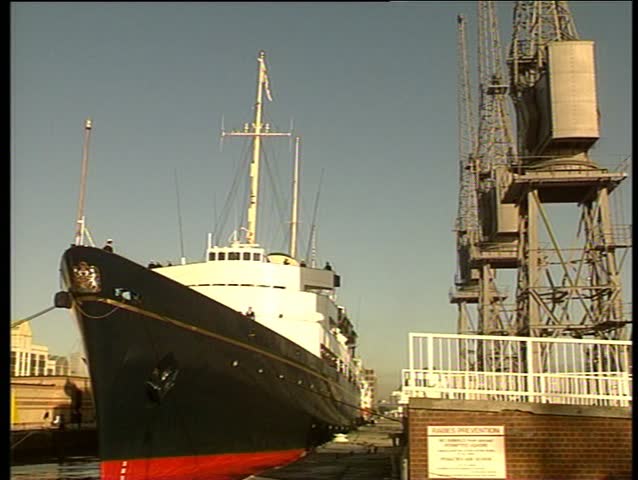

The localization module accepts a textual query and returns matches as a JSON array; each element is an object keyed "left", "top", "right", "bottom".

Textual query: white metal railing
[{"left": 400, "top": 333, "right": 632, "bottom": 407}]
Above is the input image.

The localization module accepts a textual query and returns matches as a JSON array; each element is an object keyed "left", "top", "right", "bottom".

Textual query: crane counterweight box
[{"left": 534, "top": 40, "right": 600, "bottom": 155}]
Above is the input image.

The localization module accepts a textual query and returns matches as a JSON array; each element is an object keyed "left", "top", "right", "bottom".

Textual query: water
[{"left": 10, "top": 457, "right": 99, "bottom": 480}]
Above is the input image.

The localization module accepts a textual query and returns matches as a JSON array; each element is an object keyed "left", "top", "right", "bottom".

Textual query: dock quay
[
  {"left": 11, "top": 374, "right": 97, "bottom": 464},
  {"left": 250, "top": 417, "right": 405, "bottom": 480},
  {"left": 10, "top": 425, "right": 98, "bottom": 465}
]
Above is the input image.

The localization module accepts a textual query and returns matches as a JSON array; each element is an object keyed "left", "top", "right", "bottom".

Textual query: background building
[
  {"left": 68, "top": 351, "right": 90, "bottom": 377},
  {"left": 10, "top": 322, "right": 86, "bottom": 378},
  {"left": 11, "top": 323, "right": 52, "bottom": 376},
  {"left": 10, "top": 322, "right": 94, "bottom": 429},
  {"left": 363, "top": 368, "right": 378, "bottom": 408}
]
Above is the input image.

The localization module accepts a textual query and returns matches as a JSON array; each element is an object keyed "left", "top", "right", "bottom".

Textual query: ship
[{"left": 55, "top": 51, "right": 364, "bottom": 480}]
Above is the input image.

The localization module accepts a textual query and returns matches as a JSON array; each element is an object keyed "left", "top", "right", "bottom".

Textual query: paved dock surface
[{"left": 249, "top": 417, "right": 404, "bottom": 480}]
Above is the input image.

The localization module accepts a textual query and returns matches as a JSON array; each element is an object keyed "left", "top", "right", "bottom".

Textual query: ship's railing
[{"left": 399, "top": 333, "right": 632, "bottom": 407}]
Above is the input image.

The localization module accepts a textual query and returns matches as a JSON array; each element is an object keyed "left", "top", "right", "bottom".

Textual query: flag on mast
[
  {"left": 261, "top": 58, "right": 273, "bottom": 102},
  {"left": 263, "top": 71, "right": 273, "bottom": 102}
]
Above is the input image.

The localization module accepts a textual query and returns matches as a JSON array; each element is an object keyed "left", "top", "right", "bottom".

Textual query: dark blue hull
[{"left": 60, "top": 246, "right": 361, "bottom": 470}]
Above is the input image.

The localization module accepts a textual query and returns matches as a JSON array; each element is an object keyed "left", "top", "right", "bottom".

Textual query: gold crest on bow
[{"left": 72, "top": 261, "right": 102, "bottom": 293}]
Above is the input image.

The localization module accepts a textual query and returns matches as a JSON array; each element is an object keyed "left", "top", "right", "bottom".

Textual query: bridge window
[{"left": 209, "top": 251, "right": 262, "bottom": 261}]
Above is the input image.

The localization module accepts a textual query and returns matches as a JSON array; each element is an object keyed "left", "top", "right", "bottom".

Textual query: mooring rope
[{"left": 10, "top": 305, "right": 56, "bottom": 328}]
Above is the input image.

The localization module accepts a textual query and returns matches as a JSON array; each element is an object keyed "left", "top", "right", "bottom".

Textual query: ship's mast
[
  {"left": 74, "top": 118, "right": 93, "bottom": 246},
  {"left": 289, "top": 136, "right": 300, "bottom": 258},
  {"left": 221, "top": 50, "right": 291, "bottom": 246},
  {"left": 247, "top": 51, "right": 267, "bottom": 245}
]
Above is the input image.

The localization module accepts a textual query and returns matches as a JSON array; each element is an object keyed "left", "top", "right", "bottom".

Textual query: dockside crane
[
  {"left": 506, "top": 1, "right": 631, "bottom": 340},
  {"left": 450, "top": 14, "right": 481, "bottom": 335},
  {"left": 471, "top": 0, "right": 519, "bottom": 336}
]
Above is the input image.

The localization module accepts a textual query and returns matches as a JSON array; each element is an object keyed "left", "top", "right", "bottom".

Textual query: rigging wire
[
  {"left": 174, "top": 169, "right": 186, "bottom": 261},
  {"left": 214, "top": 138, "right": 252, "bottom": 245},
  {"left": 305, "top": 169, "right": 325, "bottom": 263},
  {"left": 10, "top": 305, "right": 57, "bottom": 328},
  {"left": 262, "top": 143, "right": 290, "bottom": 249},
  {"left": 261, "top": 109, "right": 294, "bottom": 250},
  {"left": 214, "top": 141, "right": 243, "bottom": 243}
]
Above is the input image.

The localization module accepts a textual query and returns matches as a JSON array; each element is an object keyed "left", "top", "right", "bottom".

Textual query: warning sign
[{"left": 427, "top": 425, "right": 506, "bottom": 479}]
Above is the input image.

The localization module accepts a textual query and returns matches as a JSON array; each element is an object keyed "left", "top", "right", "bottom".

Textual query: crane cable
[{"left": 10, "top": 305, "right": 56, "bottom": 329}]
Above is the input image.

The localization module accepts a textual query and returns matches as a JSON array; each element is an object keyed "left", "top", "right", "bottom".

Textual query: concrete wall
[
  {"left": 407, "top": 397, "right": 631, "bottom": 480},
  {"left": 11, "top": 376, "right": 95, "bottom": 429}
]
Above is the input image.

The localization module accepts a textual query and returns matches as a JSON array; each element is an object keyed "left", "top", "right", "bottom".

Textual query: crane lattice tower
[
  {"left": 450, "top": 13, "right": 481, "bottom": 335},
  {"left": 451, "top": 3, "right": 520, "bottom": 337},
  {"left": 473, "top": 0, "right": 519, "bottom": 336}
]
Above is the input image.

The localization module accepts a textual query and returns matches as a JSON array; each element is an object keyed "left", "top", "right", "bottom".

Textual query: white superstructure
[{"left": 155, "top": 243, "right": 357, "bottom": 376}]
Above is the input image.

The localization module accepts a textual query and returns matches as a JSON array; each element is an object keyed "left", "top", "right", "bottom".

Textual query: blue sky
[{"left": 11, "top": 2, "right": 632, "bottom": 399}]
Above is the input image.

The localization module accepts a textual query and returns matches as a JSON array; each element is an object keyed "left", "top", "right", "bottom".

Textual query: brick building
[{"left": 406, "top": 397, "right": 632, "bottom": 480}]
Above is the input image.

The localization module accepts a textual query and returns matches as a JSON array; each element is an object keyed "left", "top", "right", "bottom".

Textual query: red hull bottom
[{"left": 101, "top": 449, "right": 306, "bottom": 480}]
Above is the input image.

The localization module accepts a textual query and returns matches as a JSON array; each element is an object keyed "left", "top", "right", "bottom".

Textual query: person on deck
[{"left": 103, "top": 239, "right": 114, "bottom": 252}]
